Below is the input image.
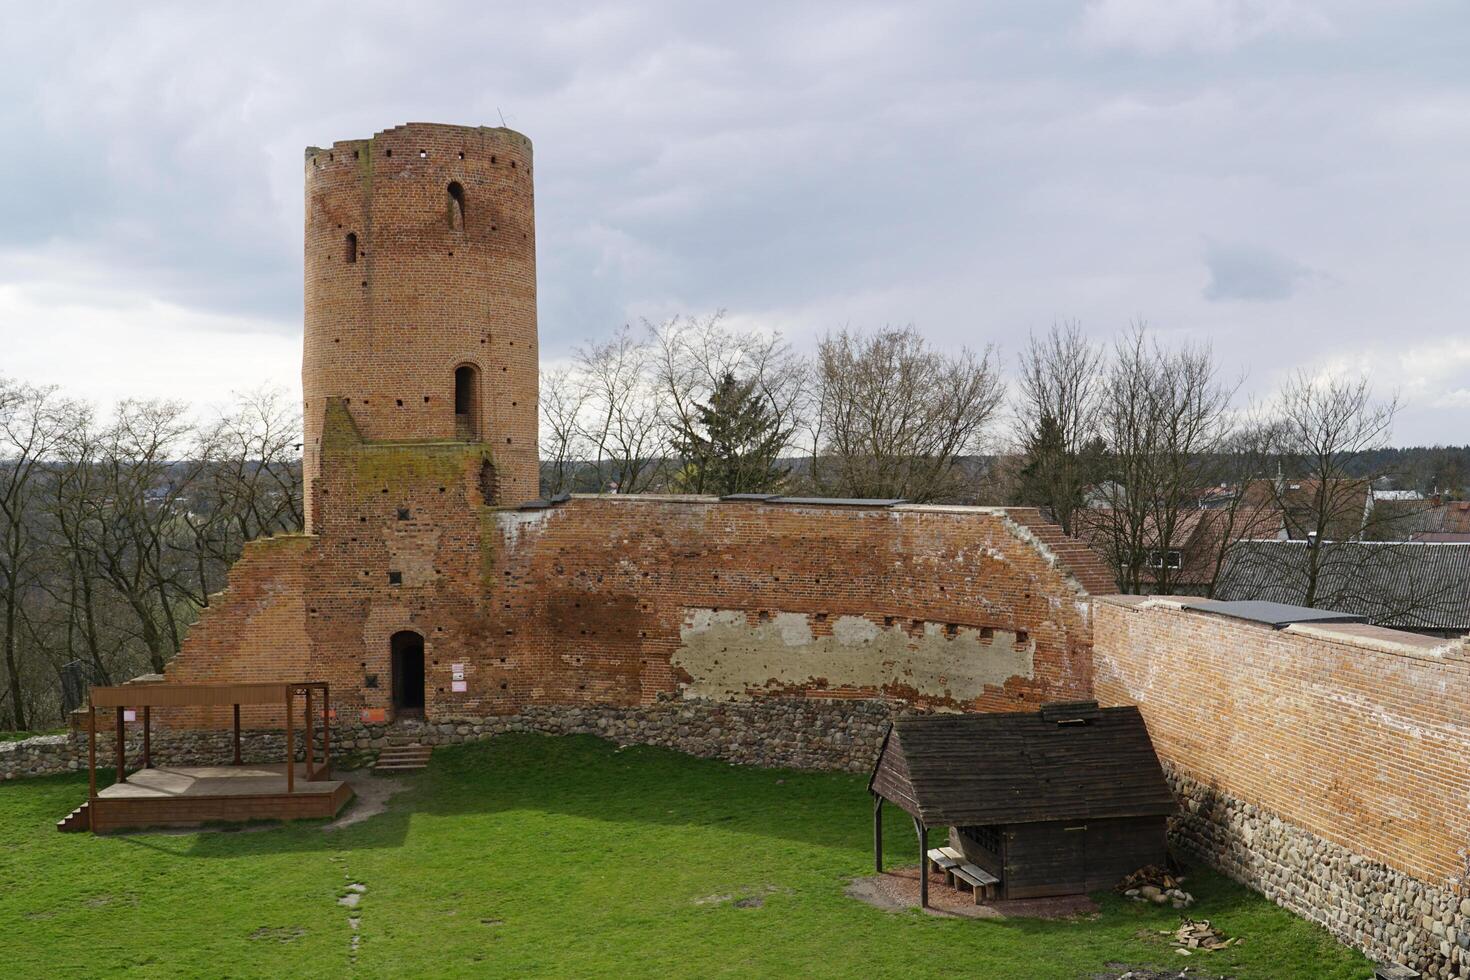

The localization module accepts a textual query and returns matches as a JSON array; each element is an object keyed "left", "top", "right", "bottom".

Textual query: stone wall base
[
  {"left": 4, "top": 696, "right": 897, "bottom": 782},
  {"left": 1169, "top": 766, "right": 1470, "bottom": 979}
]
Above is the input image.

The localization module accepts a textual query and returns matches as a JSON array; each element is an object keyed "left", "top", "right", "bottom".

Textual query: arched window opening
[
  {"left": 345, "top": 232, "right": 358, "bottom": 263},
  {"left": 447, "top": 181, "right": 466, "bottom": 232},
  {"left": 454, "top": 364, "right": 480, "bottom": 440},
  {"left": 390, "top": 630, "right": 425, "bottom": 718}
]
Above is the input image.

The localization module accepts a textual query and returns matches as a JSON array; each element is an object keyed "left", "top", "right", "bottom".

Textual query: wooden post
[
  {"left": 915, "top": 819, "right": 929, "bottom": 909},
  {"left": 115, "top": 705, "right": 127, "bottom": 784},
  {"left": 304, "top": 686, "right": 315, "bottom": 781},
  {"left": 88, "top": 704, "right": 97, "bottom": 798},
  {"left": 285, "top": 689, "right": 294, "bottom": 794},
  {"left": 873, "top": 796, "right": 883, "bottom": 873},
  {"left": 321, "top": 684, "right": 331, "bottom": 781},
  {"left": 142, "top": 706, "right": 151, "bottom": 769},
  {"left": 232, "top": 704, "right": 242, "bottom": 765}
]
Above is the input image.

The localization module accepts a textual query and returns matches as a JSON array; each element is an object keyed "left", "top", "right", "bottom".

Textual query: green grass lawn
[{"left": 2, "top": 734, "right": 1370, "bottom": 979}]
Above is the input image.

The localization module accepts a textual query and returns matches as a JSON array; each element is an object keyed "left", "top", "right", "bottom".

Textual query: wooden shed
[{"left": 868, "top": 701, "right": 1175, "bottom": 906}]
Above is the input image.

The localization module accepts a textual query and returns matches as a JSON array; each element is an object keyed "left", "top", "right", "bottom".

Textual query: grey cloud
[
  {"left": 1, "top": 2, "right": 1468, "bottom": 442},
  {"left": 1201, "top": 241, "right": 1319, "bottom": 302}
]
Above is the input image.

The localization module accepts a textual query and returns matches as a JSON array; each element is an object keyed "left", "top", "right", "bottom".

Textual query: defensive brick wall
[
  {"left": 1094, "top": 595, "right": 1470, "bottom": 975},
  {"left": 157, "top": 484, "right": 1107, "bottom": 730},
  {"left": 485, "top": 496, "right": 1103, "bottom": 715}
]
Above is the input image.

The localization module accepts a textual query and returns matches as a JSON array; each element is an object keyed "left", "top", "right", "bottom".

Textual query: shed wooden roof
[{"left": 868, "top": 702, "right": 1175, "bottom": 826}]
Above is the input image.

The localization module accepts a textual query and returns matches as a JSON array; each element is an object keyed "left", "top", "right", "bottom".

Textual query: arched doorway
[
  {"left": 454, "top": 364, "right": 480, "bottom": 440},
  {"left": 390, "top": 630, "right": 425, "bottom": 719}
]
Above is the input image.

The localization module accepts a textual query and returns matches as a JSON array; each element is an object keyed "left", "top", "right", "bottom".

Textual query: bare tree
[
  {"left": 181, "top": 389, "right": 303, "bottom": 603},
  {"left": 1196, "top": 410, "right": 1284, "bottom": 598},
  {"left": 1263, "top": 371, "right": 1401, "bottom": 606},
  {"left": 84, "top": 400, "right": 202, "bottom": 673},
  {"left": 0, "top": 379, "right": 72, "bottom": 728},
  {"left": 1011, "top": 322, "right": 1104, "bottom": 534},
  {"left": 808, "top": 327, "right": 1003, "bottom": 503},
  {"left": 1084, "top": 327, "right": 1239, "bottom": 594},
  {"left": 538, "top": 367, "right": 588, "bottom": 496},
  {"left": 575, "top": 324, "right": 666, "bottom": 494}
]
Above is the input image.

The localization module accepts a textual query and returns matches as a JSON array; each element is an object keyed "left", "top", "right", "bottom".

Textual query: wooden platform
[{"left": 89, "top": 764, "right": 353, "bottom": 833}]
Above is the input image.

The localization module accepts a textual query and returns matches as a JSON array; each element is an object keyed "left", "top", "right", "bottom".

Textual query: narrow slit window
[
  {"left": 345, "top": 232, "right": 358, "bottom": 263},
  {"left": 447, "top": 181, "right": 466, "bottom": 231}
]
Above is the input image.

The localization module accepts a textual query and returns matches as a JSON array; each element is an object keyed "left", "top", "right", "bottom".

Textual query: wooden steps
[
  {"left": 374, "top": 745, "right": 432, "bottom": 773},
  {"left": 57, "top": 801, "right": 91, "bottom": 833}
]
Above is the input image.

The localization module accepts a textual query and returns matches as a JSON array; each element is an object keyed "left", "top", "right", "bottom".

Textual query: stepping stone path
[{"left": 374, "top": 745, "right": 432, "bottom": 773}]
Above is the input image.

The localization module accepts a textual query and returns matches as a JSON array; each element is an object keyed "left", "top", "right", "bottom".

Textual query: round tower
[{"left": 302, "top": 122, "right": 539, "bottom": 529}]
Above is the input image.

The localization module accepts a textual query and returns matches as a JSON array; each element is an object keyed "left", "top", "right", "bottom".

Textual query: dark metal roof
[
  {"left": 518, "top": 492, "right": 573, "bottom": 511},
  {"left": 757, "top": 496, "right": 907, "bottom": 507},
  {"left": 1215, "top": 539, "right": 1470, "bottom": 632},
  {"left": 1178, "top": 599, "right": 1365, "bottom": 629},
  {"left": 869, "top": 703, "right": 1175, "bottom": 827},
  {"left": 718, "top": 493, "right": 782, "bottom": 502}
]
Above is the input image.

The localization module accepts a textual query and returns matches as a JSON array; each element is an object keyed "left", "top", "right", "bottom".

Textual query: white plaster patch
[
  {"left": 495, "top": 507, "right": 553, "bottom": 548},
  {"left": 831, "top": 615, "right": 879, "bottom": 645},
  {"left": 674, "top": 609, "right": 1034, "bottom": 703}
]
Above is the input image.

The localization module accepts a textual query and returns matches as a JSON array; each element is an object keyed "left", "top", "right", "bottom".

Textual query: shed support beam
[
  {"left": 115, "top": 705, "right": 126, "bottom": 783},
  {"left": 285, "top": 689, "right": 294, "bottom": 795},
  {"left": 873, "top": 796, "right": 883, "bottom": 873},
  {"left": 321, "top": 684, "right": 331, "bottom": 780},
  {"left": 305, "top": 686, "right": 314, "bottom": 782},
  {"left": 914, "top": 818, "right": 928, "bottom": 909}
]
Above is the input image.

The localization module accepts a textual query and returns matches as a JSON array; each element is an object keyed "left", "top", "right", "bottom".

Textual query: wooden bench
[
  {"left": 950, "top": 863, "right": 1000, "bottom": 905},
  {"left": 926, "top": 848, "right": 960, "bottom": 885},
  {"left": 927, "top": 847, "right": 1000, "bottom": 904}
]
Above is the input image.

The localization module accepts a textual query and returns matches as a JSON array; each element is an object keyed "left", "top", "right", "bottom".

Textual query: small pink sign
[
  {"left": 123, "top": 709, "right": 137, "bottom": 722},
  {"left": 451, "top": 680, "right": 467, "bottom": 693}
]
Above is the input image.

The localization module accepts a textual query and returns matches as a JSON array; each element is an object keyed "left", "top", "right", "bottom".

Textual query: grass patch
[
  {"left": 2, "top": 734, "right": 1371, "bottom": 978},
  {"left": 0, "top": 728, "right": 65, "bottom": 742}
]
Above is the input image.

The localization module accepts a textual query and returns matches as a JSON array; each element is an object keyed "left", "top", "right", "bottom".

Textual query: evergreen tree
[
  {"left": 674, "top": 373, "right": 792, "bottom": 495},
  {"left": 1011, "top": 411, "right": 1104, "bottom": 533}
]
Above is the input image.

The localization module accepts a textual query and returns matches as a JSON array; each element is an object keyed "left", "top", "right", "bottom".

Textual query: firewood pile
[
  {"left": 1173, "top": 918, "right": 1238, "bottom": 953},
  {"left": 1118, "top": 865, "right": 1195, "bottom": 909}
]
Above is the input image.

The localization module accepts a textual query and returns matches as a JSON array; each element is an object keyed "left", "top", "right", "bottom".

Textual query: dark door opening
[{"left": 391, "top": 630, "right": 426, "bottom": 718}]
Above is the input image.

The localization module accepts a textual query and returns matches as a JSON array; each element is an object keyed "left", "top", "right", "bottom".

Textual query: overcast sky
[{"left": 2, "top": 0, "right": 1467, "bottom": 444}]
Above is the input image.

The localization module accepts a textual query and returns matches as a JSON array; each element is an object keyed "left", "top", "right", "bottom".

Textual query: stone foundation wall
[
  {"left": 1170, "top": 767, "right": 1470, "bottom": 978},
  {"left": 335, "top": 697, "right": 896, "bottom": 772},
  {"left": 1, "top": 735, "right": 74, "bottom": 780},
  {"left": 5, "top": 697, "right": 897, "bottom": 783}
]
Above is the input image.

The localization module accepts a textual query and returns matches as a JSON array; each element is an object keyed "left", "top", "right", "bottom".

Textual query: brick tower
[{"left": 302, "top": 122, "right": 539, "bottom": 530}]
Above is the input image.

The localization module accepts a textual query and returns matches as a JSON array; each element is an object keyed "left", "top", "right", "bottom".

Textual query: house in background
[
  {"left": 1214, "top": 539, "right": 1470, "bottom": 638},
  {"left": 1411, "top": 497, "right": 1470, "bottom": 543}
]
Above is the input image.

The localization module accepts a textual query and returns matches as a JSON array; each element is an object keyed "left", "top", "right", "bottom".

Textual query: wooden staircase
[
  {"left": 57, "top": 801, "right": 91, "bottom": 833},
  {"left": 374, "top": 745, "right": 432, "bottom": 773}
]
